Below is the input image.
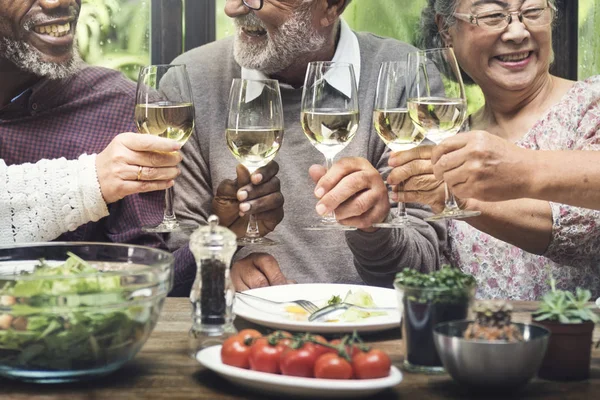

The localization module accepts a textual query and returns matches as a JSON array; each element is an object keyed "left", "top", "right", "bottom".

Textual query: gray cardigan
[{"left": 169, "top": 31, "right": 447, "bottom": 288}]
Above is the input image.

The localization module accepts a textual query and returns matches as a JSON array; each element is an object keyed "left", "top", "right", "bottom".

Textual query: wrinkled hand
[
  {"left": 213, "top": 162, "right": 284, "bottom": 238},
  {"left": 431, "top": 131, "right": 529, "bottom": 202},
  {"left": 95, "top": 132, "right": 182, "bottom": 204},
  {"left": 309, "top": 157, "right": 389, "bottom": 231},
  {"left": 231, "top": 253, "right": 295, "bottom": 291},
  {"left": 388, "top": 146, "right": 445, "bottom": 213}
]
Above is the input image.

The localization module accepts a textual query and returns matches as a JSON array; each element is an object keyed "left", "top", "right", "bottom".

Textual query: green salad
[
  {"left": 0, "top": 253, "right": 154, "bottom": 371},
  {"left": 326, "top": 289, "right": 387, "bottom": 322}
]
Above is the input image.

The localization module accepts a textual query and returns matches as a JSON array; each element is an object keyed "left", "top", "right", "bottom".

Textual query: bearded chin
[
  {"left": 0, "top": 37, "right": 81, "bottom": 80},
  {"left": 232, "top": 6, "right": 326, "bottom": 76}
]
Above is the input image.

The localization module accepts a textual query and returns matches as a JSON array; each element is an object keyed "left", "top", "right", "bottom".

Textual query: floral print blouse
[{"left": 447, "top": 76, "right": 600, "bottom": 300}]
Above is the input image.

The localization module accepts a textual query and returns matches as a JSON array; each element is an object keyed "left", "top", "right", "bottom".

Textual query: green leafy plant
[
  {"left": 394, "top": 267, "right": 476, "bottom": 304},
  {"left": 533, "top": 277, "right": 600, "bottom": 324}
]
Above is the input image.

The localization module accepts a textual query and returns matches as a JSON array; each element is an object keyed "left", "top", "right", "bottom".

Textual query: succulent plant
[{"left": 533, "top": 278, "right": 600, "bottom": 324}]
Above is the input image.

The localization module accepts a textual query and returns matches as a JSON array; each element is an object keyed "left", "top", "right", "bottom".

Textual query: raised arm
[{"left": 431, "top": 132, "right": 600, "bottom": 210}]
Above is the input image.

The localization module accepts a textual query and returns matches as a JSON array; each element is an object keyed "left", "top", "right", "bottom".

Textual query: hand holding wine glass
[
  {"left": 406, "top": 48, "right": 480, "bottom": 221},
  {"left": 372, "top": 61, "right": 426, "bottom": 228},
  {"left": 226, "top": 78, "right": 284, "bottom": 246},
  {"left": 301, "top": 61, "right": 360, "bottom": 231},
  {"left": 135, "top": 64, "right": 196, "bottom": 233}
]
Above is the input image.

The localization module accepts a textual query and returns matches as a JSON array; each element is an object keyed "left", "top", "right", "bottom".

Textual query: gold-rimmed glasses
[
  {"left": 242, "top": 0, "right": 263, "bottom": 11},
  {"left": 453, "top": 3, "right": 556, "bottom": 31}
]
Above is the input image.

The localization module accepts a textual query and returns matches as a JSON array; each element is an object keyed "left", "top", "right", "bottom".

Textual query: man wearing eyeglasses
[{"left": 168, "top": 0, "right": 446, "bottom": 292}]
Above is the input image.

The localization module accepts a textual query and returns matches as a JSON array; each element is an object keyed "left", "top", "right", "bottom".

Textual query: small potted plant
[
  {"left": 394, "top": 267, "right": 476, "bottom": 373},
  {"left": 532, "top": 278, "right": 599, "bottom": 381}
]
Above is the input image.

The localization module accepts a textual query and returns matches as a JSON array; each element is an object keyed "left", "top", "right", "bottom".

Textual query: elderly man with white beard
[{"left": 169, "top": 0, "right": 447, "bottom": 291}]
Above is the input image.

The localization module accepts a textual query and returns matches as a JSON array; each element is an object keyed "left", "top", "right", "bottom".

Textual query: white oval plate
[
  {"left": 234, "top": 283, "right": 401, "bottom": 334},
  {"left": 197, "top": 345, "right": 403, "bottom": 398}
]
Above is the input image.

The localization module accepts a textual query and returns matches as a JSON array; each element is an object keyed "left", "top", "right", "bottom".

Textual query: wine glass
[
  {"left": 372, "top": 61, "right": 426, "bottom": 228},
  {"left": 135, "top": 64, "right": 197, "bottom": 233},
  {"left": 406, "top": 48, "right": 481, "bottom": 221},
  {"left": 226, "top": 78, "right": 284, "bottom": 246},
  {"left": 301, "top": 61, "right": 359, "bottom": 231}
]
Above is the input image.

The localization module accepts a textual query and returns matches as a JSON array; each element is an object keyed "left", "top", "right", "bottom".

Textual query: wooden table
[{"left": 1, "top": 299, "right": 598, "bottom": 399}]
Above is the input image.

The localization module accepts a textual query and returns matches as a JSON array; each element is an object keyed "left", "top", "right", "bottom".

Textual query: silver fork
[
  {"left": 235, "top": 291, "right": 320, "bottom": 314},
  {"left": 308, "top": 302, "right": 398, "bottom": 322}
]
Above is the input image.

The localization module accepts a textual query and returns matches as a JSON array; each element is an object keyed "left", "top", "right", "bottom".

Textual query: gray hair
[{"left": 418, "top": 0, "right": 558, "bottom": 50}]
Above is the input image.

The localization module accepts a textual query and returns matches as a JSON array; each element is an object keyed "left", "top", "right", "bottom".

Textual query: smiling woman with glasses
[
  {"left": 453, "top": 3, "right": 556, "bottom": 30},
  {"left": 385, "top": 0, "right": 600, "bottom": 301}
]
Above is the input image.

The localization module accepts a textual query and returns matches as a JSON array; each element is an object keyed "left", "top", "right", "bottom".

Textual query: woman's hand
[
  {"left": 95, "top": 132, "right": 182, "bottom": 204},
  {"left": 431, "top": 131, "right": 530, "bottom": 202},
  {"left": 388, "top": 146, "right": 445, "bottom": 213}
]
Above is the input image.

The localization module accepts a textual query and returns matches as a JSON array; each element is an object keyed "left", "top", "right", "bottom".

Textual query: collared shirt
[
  {"left": 0, "top": 66, "right": 195, "bottom": 292},
  {"left": 241, "top": 18, "right": 362, "bottom": 89}
]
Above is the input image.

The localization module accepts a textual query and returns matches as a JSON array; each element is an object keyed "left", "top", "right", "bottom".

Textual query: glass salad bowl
[{"left": 0, "top": 242, "right": 174, "bottom": 383}]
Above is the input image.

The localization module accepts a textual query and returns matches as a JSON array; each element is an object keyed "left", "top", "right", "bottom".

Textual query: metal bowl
[{"left": 433, "top": 320, "right": 550, "bottom": 390}]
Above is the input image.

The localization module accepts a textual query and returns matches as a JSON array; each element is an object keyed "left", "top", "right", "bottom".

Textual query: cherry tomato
[
  {"left": 237, "top": 329, "right": 262, "bottom": 342},
  {"left": 280, "top": 344, "right": 318, "bottom": 377},
  {"left": 248, "top": 337, "right": 285, "bottom": 374},
  {"left": 314, "top": 353, "right": 353, "bottom": 379},
  {"left": 221, "top": 336, "right": 252, "bottom": 369},
  {"left": 352, "top": 349, "right": 391, "bottom": 379}
]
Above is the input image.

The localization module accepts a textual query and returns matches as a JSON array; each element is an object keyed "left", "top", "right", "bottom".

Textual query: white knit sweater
[{"left": 0, "top": 154, "right": 109, "bottom": 244}]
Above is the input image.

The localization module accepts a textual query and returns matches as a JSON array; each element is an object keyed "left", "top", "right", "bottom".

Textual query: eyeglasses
[
  {"left": 453, "top": 4, "right": 556, "bottom": 31},
  {"left": 243, "top": 0, "right": 263, "bottom": 10}
]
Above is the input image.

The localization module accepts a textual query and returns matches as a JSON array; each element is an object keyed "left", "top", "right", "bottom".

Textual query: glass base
[
  {"left": 304, "top": 221, "right": 357, "bottom": 231},
  {"left": 403, "top": 360, "right": 446, "bottom": 374},
  {"left": 237, "top": 236, "right": 278, "bottom": 246},
  {"left": 373, "top": 217, "right": 410, "bottom": 229},
  {"left": 0, "top": 362, "right": 124, "bottom": 383},
  {"left": 142, "top": 221, "right": 199, "bottom": 234},
  {"left": 425, "top": 209, "right": 481, "bottom": 222}
]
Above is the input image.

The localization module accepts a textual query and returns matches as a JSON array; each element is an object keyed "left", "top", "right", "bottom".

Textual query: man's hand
[
  {"left": 95, "top": 132, "right": 182, "bottom": 204},
  {"left": 213, "top": 162, "right": 284, "bottom": 238},
  {"left": 431, "top": 131, "right": 530, "bottom": 202},
  {"left": 388, "top": 146, "right": 445, "bottom": 213},
  {"left": 309, "top": 157, "right": 389, "bottom": 231},
  {"left": 231, "top": 253, "right": 294, "bottom": 291}
]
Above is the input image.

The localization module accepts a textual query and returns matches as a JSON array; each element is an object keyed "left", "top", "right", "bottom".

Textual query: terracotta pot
[{"left": 533, "top": 320, "right": 594, "bottom": 381}]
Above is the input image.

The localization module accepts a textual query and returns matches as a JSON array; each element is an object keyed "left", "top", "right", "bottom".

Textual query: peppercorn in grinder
[{"left": 189, "top": 215, "right": 237, "bottom": 356}]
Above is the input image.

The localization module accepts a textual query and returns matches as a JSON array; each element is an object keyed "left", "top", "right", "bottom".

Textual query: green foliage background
[
  {"left": 77, "top": 0, "right": 150, "bottom": 80},
  {"left": 80, "top": 0, "right": 599, "bottom": 87}
]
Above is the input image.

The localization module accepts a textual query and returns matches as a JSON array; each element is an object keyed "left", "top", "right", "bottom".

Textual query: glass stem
[
  {"left": 395, "top": 181, "right": 408, "bottom": 220},
  {"left": 444, "top": 183, "right": 462, "bottom": 212},
  {"left": 321, "top": 156, "right": 337, "bottom": 223},
  {"left": 245, "top": 215, "right": 261, "bottom": 238},
  {"left": 163, "top": 187, "right": 178, "bottom": 224}
]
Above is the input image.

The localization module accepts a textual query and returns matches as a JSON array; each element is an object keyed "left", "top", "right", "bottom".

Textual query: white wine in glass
[
  {"left": 135, "top": 64, "right": 196, "bottom": 233},
  {"left": 406, "top": 48, "right": 480, "bottom": 221},
  {"left": 226, "top": 79, "right": 284, "bottom": 246},
  {"left": 301, "top": 61, "right": 359, "bottom": 231},
  {"left": 372, "top": 61, "right": 426, "bottom": 228}
]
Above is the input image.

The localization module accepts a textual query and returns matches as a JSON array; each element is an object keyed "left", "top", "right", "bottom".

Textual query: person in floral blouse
[{"left": 387, "top": 0, "right": 600, "bottom": 300}]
